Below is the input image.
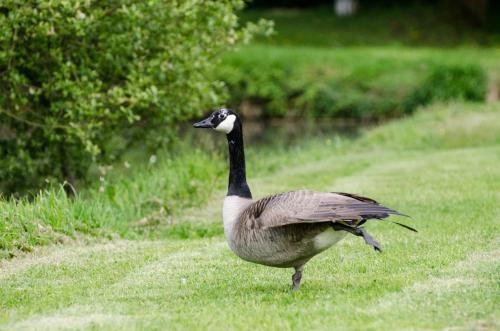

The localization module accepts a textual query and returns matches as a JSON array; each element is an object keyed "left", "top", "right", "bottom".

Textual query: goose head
[{"left": 193, "top": 108, "right": 239, "bottom": 134}]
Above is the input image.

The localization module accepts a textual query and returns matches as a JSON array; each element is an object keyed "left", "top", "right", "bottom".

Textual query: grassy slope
[
  {"left": 219, "top": 6, "right": 500, "bottom": 118},
  {"left": 221, "top": 45, "right": 500, "bottom": 102},
  {"left": 1, "top": 102, "right": 499, "bottom": 330},
  {"left": 220, "top": 43, "right": 500, "bottom": 120},
  {"left": 241, "top": 6, "right": 500, "bottom": 47},
  {"left": 224, "top": 45, "right": 500, "bottom": 80},
  {"left": 0, "top": 148, "right": 227, "bottom": 257}
]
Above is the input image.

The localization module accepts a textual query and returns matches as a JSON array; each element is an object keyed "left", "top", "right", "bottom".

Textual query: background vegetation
[
  {"left": 0, "top": 1, "right": 499, "bottom": 329},
  {"left": 220, "top": 46, "right": 492, "bottom": 118},
  {"left": 0, "top": 0, "right": 269, "bottom": 195},
  {"left": 1, "top": 102, "right": 499, "bottom": 329},
  {"left": 219, "top": 5, "right": 498, "bottom": 118}
]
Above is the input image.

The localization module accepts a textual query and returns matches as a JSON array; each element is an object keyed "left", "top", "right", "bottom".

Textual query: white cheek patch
[{"left": 214, "top": 114, "right": 236, "bottom": 134}]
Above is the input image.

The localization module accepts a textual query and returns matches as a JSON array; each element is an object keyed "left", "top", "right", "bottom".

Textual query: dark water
[
  {"left": 243, "top": 118, "right": 362, "bottom": 146},
  {"left": 184, "top": 118, "right": 366, "bottom": 152}
]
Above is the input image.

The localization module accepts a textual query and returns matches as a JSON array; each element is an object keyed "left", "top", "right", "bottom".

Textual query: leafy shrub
[
  {"left": 0, "top": 0, "right": 270, "bottom": 195},
  {"left": 220, "top": 57, "right": 290, "bottom": 117},
  {"left": 220, "top": 59, "right": 407, "bottom": 119},
  {"left": 405, "top": 64, "right": 487, "bottom": 112},
  {"left": 220, "top": 47, "right": 488, "bottom": 120},
  {"left": 295, "top": 79, "right": 401, "bottom": 119}
]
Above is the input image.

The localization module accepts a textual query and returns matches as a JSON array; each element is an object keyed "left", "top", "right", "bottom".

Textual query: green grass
[
  {"left": 219, "top": 5, "right": 500, "bottom": 118},
  {"left": 241, "top": 5, "right": 500, "bottom": 47},
  {"left": 0, "top": 102, "right": 499, "bottom": 330},
  {"left": 0, "top": 147, "right": 226, "bottom": 257},
  {"left": 220, "top": 45, "right": 498, "bottom": 118},
  {"left": 2, "top": 5, "right": 499, "bottom": 329}
]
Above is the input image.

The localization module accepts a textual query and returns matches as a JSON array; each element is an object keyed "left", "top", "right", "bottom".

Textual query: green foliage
[
  {"left": 1, "top": 102, "right": 499, "bottom": 258},
  {"left": 220, "top": 46, "right": 491, "bottom": 119},
  {"left": 294, "top": 78, "right": 401, "bottom": 119},
  {"left": 242, "top": 5, "right": 500, "bottom": 47},
  {"left": 218, "top": 6, "right": 496, "bottom": 119},
  {"left": 220, "top": 56, "right": 290, "bottom": 116},
  {"left": 405, "top": 64, "right": 487, "bottom": 112},
  {"left": 0, "top": 0, "right": 270, "bottom": 194},
  {"left": 0, "top": 145, "right": 225, "bottom": 257},
  {"left": 0, "top": 103, "right": 499, "bottom": 330}
]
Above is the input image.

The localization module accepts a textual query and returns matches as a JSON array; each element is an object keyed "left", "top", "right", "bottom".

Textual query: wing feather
[{"left": 242, "top": 190, "right": 407, "bottom": 229}]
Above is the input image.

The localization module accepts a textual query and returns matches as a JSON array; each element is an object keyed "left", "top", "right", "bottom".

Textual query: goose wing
[{"left": 242, "top": 190, "right": 406, "bottom": 230}]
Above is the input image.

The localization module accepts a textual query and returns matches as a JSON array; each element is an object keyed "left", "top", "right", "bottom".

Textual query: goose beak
[{"left": 193, "top": 116, "right": 213, "bottom": 129}]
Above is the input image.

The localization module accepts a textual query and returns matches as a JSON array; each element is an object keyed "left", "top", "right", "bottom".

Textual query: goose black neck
[{"left": 226, "top": 121, "right": 252, "bottom": 199}]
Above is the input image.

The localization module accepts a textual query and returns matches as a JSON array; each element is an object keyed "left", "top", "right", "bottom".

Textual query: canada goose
[{"left": 193, "top": 108, "right": 415, "bottom": 291}]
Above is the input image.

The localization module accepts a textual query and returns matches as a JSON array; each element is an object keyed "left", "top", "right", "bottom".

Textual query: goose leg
[
  {"left": 291, "top": 265, "right": 304, "bottom": 291},
  {"left": 356, "top": 227, "right": 382, "bottom": 252},
  {"left": 332, "top": 223, "right": 382, "bottom": 252}
]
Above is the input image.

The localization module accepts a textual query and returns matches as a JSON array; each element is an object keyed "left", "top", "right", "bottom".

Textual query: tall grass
[
  {"left": 0, "top": 147, "right": 225, "bottom": 258},
  {"left": 1, "top": 101, "right": 499, "bottom": 330},
  {"left": 2, "top": 102, "right": 499, "bottom": 258}
]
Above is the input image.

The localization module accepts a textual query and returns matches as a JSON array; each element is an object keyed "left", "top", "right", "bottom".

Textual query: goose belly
[
  {"left": 228, "top": 223, "right": 347, "bottom": 268},
  {"left": 313, "top": 227, "right": 346, "bottom": 251}
]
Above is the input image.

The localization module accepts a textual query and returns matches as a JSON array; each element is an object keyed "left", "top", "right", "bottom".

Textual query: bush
[
  {"left": 295, "top": 79, "right": 402, "bottom": 119},
  {"left": 405, "top": 64, "right": 487, "bottom": 112},
  {"left": 0, "top": 0, "right": 269, "bottom": 195},
  {"left": 220, "top": 46, "right": 488, "bottom": 120},
  {"left": 220, "top": 57, "right": 290, "bottom": 117}
]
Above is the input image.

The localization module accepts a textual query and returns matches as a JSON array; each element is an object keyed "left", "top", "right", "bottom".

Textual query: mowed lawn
[{"left": 0, "top": 103, "right": 499, "bottom": 330}]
